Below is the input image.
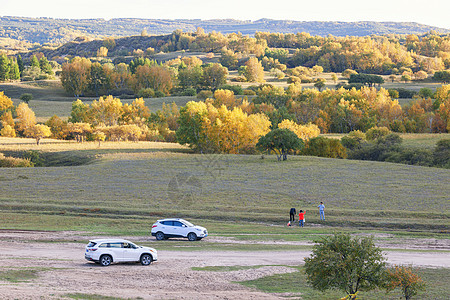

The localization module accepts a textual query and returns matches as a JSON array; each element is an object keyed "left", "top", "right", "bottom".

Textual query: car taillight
[
  {"left": 90, "top": 249, "right": 97, "bottom": 251},
  {"left": 152, "top": 225, "right": 157, "bottom": 228}
]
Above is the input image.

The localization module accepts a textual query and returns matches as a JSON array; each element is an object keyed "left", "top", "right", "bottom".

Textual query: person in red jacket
[{"left": 298, "top": 210, "right": 305, "bottom": 227}]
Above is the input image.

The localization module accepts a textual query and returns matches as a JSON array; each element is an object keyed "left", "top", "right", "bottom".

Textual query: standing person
[
  {"left": 298, "top": 210, "right": 305, "bottom": 227},
  {"left": 318, "top": 202, "right": 325, "bottom": 221},
  {"left": 289, "top": 207, "right": 296, "bottom": 223}
]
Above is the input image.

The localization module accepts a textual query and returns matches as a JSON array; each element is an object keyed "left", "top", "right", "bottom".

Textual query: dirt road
[{"left": 0, "top": 231, "right": 448, "bottom": 299}]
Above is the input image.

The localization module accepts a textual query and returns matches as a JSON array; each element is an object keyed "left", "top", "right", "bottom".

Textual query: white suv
[
  {"left": 85, "top": 239, "right": 157, "bottom": 266},
  {"left": 151, "top": 218, "right": 208, "bottom": 241}
]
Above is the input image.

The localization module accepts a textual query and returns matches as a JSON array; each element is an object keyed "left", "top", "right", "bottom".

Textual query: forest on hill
[{"left": 1, "top": 16, "right": 449, "bottom": 45}]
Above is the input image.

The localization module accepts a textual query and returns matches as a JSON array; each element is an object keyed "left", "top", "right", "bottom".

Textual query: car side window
[
  {"left": 162, "top": 221, "right": 174, "bottom": 226},
  {"left": 173, "top": 221, "right": 183, "bottom": 227},
  {"left": 109, "top": 242, "right": 122, "bottom": 248},
  {"left": 98, "top": 243, "right": 107, "bottom": 248}
]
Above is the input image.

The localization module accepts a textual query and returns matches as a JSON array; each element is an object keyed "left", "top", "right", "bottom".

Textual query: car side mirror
[{"left": 182, "top": 225, "right": 187, "bottom": 227}]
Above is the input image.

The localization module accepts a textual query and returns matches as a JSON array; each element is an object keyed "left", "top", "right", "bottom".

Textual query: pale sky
[{"left": 1, "top": 0, "right": 449, "bottom": 29}]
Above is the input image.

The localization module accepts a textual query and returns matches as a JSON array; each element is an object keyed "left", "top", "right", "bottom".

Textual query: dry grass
[{"left": 0, "top": 137, "right": 188, "bottom": 152}]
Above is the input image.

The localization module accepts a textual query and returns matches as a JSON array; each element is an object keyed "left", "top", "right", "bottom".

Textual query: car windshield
[{"left": 182, "top": 220, "right": 194, "bottom": 227}]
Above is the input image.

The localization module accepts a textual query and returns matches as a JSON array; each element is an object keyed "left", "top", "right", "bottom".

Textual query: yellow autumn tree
[
  {"left": 67, "top": 122, "right": 92, "bottom": 142},
  {"left": 0, "top": 91, "right": 13, "bottom": 111},
  {"left": 244, "top": 57, "right": 265, "bottom": 83},
  {"left": 15, "top": 102, "right": 36, "bottom": 134},
  {"left": 0, "top": 124, "right": 15, "bottom": 137},
  {"left": 278, "top": 119, "right": 320, "bottom": 141},
  {"left": 89, "top": 95, "right": 123, "bottom": 126},
  {"left": 121, "top": 97, "right": 151, "bottom": 125},
  {"left": 177, "top": 101, "right": 270, "bottom": 153},
  {"left": 24, "top": 124, "right": 52, "bottom": 145}
]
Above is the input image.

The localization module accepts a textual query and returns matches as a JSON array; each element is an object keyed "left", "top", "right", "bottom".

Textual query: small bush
[
  {"left": 154, "top": 90, "right": 166, "bottom": 98},
  {"left": 197, "top": 90, "right": 213, "bottom": 100},
  {"left": 243, "top": 89, "right": 257, "bottom": 96},
  {"left": 366, "top": 126, "right": 391, "bottom": 141},
  {"left": 181, "top": 88, "right": 197, "bottom": 96},
  {"left": 218, "top": 84, "right": 243, "bottom": 95},
  {"left": 137, "top": 88, "right": 155, "bottom": 98},
  {"left": 303, "top": 137, "right": 347, "bottom": 159},
  {"left": 0, "top": 153, "right": 34, "bottom": 168},
  {"left": 231, "top": 76, "right": 247, "bottom": 82}
]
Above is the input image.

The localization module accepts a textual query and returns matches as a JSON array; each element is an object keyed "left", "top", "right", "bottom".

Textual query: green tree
[
  {"left": 39, "top": 57, "right": 53, "bottom": 75},
  {"left": 17, "top": 55, "right": 24, "bottom": 75},
  {"left": 256, "top": 128, "right": 304, "bottom": 161},
  {"left": 432, "top": 70, "right": 450, "bottom": 83},
  {"left": 69, "top": 99, "right": 91, "bottom": 123},
  {"left": 0, "top": 54, "right": 11, "bottom": 81},
  {"left": 20, "top": 93, "right": 33, "bottom": 104},
  {"left": 9, "top": 59, "right": 20, "bottom": 80},
  {"left": 202, "top": 63, "right": 228, "bottom": 90},
  {"left": 304, "top": 233, "right": 386, "bottom": 296},
  {"left": 314, "top": 78, "right": 326, "bottom": 91},
  {"left": 433, "top": 139, "right": 450, "bottom": 168},
  {"left": 30, "top": 55, "right": 40, "bottom": 68}
]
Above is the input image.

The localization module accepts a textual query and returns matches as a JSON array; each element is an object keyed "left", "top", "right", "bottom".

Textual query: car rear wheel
[
  {"left": 99, "top": 255, "right": 112, "bottom": 266},
  {"left": 187, "top": 232, "right": 197, "bottom": 241},
  {"left": 140, "top": 254, "right": 152, "bottom": 265},
  {"left": 155, "top": 231, "right": 165, "bottom": 241}
]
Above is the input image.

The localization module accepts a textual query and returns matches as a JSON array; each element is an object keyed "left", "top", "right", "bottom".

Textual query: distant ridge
[{"left": 1, "top": 16, "right": 449, "bottom": 44}]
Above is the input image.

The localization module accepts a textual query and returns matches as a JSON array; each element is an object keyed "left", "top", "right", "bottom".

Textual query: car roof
[
  {"left": 88, "top": 239, "right": 132, "bottom": 244},
  {"left": 157, "top": 218, "right": 187, "bottom": 222}
]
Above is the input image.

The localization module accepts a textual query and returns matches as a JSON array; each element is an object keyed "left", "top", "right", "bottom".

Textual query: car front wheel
[
  {"left": 187, "top": 232, "right": 197, "bottom": 241},
  {"left": 155, "top": 232, "right": 165, "bottom": 241},
  {"left": 99, "top": 255, "right": 112, "bottom": 266},
  {"left": 140, "top": 254, "right": 152, "bottom": 265}
]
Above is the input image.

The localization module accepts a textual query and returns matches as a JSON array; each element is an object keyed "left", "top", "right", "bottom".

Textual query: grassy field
[
  {"left": 238, "top": 266, "right": 449, "bottom": 300},
  {"left": 0, "top": 141, "right": 448, "bottom": 236}
]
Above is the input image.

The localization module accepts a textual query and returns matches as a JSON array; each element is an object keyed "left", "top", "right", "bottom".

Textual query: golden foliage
[{"left": 278, "top": 119, "right": 320, "bottom": 141}]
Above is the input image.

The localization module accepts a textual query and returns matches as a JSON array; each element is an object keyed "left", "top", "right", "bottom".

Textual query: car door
[
  {"left": 122, "top": 242, "right": 140, "bottom": 262},
  {"left": 108, "top": 242, "right": 125, "bottom": 262},
  {"left": 171, "top": 221, "right": 187, "bottom": 237},
  {"left": 161, "top": 220, "right": 177, "bottom": 237}
]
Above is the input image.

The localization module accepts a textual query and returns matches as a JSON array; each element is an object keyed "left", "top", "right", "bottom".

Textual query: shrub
[
  {"left": 366, "top": 126, "right": 391, "bottom": 141},
  {"left": 181, "top": 88, "right": 197, "bottom": 96},
  {"left": 287, "top": 76, "right": 301, "bottom": 84},
  {"left": 0, "top": 153, "right": 34, "bottom": 168},
  {"left": 218, "top": 84, "right": 243, "bottom": 95},
  {"left": 243, "top": 89, "right": 256, "bottom": 96},
  {"left": 197, "top": 90, "right": 213, "bottom": 100},
  {"left": 303, "top": 136, "right": 347, "bottom": 158},
  {"left": 231, "top": 76, "right": 247, "bottom": 82},
  {"left": 433, "top": 139, "right": 450, "bottom": 168},
  {"left": 341, "top": 130, "right": 366, "bottom": 150},
  {"left": 385, "top": 265, "right": 426, "bottom": 300},
  {"left": 394, "top": 88, "right": 417, "bottom": 98},
  {"left": 154, "top": 90, "right": 166, "bottom": 98},
  {"left": 137, "top": 88, "right": 155, "bottom": 98}
]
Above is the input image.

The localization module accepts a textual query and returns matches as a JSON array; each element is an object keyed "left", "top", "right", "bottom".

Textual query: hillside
[{"left": 1, "top": 16, "right": 449, "bottom": 45}]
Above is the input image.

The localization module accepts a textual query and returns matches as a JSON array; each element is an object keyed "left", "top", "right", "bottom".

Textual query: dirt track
[{"left": 0, "top": 231, "right": 448, "bottom": 300}]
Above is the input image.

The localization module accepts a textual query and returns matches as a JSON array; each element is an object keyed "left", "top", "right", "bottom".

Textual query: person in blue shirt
[{"left": 318, "top": 202, "right": 325, "bottom": 221}]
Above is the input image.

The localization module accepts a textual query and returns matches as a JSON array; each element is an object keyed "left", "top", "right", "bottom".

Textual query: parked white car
[
  {"left": 85, "top": 239, "right": 157, "bottom": 266},
  {"left": 151, "top": 218, "right": 208, "bottom": 241}
]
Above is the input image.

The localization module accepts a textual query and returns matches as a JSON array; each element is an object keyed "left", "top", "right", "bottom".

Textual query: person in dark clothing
[{"left": 289, "top": 207, "right": 296, "bottom": 222}]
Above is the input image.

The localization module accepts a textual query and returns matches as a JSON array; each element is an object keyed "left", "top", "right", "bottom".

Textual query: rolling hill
[{"left": 1, "top": 16, "right": 449, "bottom": 45}]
